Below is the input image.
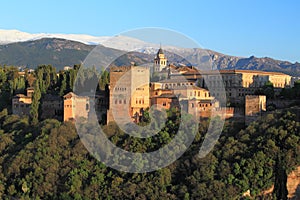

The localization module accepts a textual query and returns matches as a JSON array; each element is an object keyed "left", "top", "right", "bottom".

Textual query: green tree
[
  {"left": 99, "top": 69, "right": 109, "bottom": 90},
  {"left": 59, "top": 73, "right": 67, "bottom": 96},
  {"left": 30, "top": 82, "right": 41, "bottom": 125}
]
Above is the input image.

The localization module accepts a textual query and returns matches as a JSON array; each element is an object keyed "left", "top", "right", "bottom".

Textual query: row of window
[
  {"left": 114, "top": 99, "right": 148, "bottom": 105},
  {"left": 64, "top": 104, "right": 89, "bottom": 110},
  {"left": 238, "top": 88, "right": 256, "bottom": 92},
  {"left": 114, "top": 99, "right": 147, "bottom": 105},
  {"left": 136, "top": 99, "right": 145, "bottom": 104},
  {"left": 207, "top": 81, "right": 226, "bottom": 87},
  {"left": 115, "top": 99, "right": 127, "bottom": 104},
  {"left": 238, "top": 93, "right": 252, "bottom": 97},
  {"left": 191, "top": 103, "right": 212, "bottom": 108},
  {"left": 164, "top": 82, "right": 194, "bottom": 88},
  {"left": 115, "top": 87, "right": 127, "bottom": 91},
  {"left": 207, "top": 80, "right": 287, "bottom": 88},
  {"left": 154, "top": 61, "right": 166, "bottom": 65},
  {"left": 65, "top": 105, "right": 75, "bottom": 108},
  {"left": 14, "top": 104, "right": 30, "bottom": 108},
  {"left": 189, "top": 91, "right": 209, "bottom": 98}
]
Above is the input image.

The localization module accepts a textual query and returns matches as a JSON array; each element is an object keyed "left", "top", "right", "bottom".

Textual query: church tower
[{"left": 154, "top": 47, "right": 167, "bottom": 72}]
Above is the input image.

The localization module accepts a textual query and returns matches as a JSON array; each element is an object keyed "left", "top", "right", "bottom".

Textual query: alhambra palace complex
[{"left": 12, "top": 48, "right": 297, "bottom": 124}]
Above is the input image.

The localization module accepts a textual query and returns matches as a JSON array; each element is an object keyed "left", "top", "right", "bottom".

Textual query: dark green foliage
[
  {"left": 99, "top": 68, "right": 109, "bottom": 91},
  {"left": 0, "top": 108, "right": 299, "bottom": 199},
  {"left": 281, "top": 80, "right": 300, "bottom": 99},
  {"left": 255, "top": 81, "right": 275, "bottom": 99},
  {"left": 30, "top": 81, "right": 41, "bottom": 125},
  {"left": 0, "top": 66, "right": 27, "bottom": 111},
  {"left": 59, "top": 73, "right": 67, "bottom": 96}
]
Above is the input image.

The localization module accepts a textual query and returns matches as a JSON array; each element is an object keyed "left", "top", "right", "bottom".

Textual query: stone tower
[
  {"left": 154, "top": 47, "right": 167, "bottom": 72},
  {"left": 107, "top": 66, "right": 150, "bottom": 124}
]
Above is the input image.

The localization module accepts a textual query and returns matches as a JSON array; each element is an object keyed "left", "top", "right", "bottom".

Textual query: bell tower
[{"left": 154, "top": 46, "right": 167, "bottom": 72}]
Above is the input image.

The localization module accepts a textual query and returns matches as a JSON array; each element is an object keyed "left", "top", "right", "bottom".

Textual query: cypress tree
[{"left": 30, "top": 80, "right": 41, "bottom": 125}]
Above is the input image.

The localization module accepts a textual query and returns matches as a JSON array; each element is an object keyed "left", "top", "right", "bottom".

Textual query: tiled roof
[
  {"left": 13, "top": 94, "right": 30, "bottom": 98},
  {"left": 158, "top": 78, "right": 195, "bottom": 83},
  {"left": 155, "top": 93, "right": 177, "bottom": 98},
  {"left": 172, "top": 85, "right": 208, "bottom": 91},
  {"left": 200, "top": 69, "right": 289, "bottom": 76}
]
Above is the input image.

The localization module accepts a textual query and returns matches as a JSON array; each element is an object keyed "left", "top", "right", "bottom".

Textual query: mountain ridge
[
  {"left": 0, "top": 37, "right": 299, "bottom": 76},
  {"left": 0, "top": 29, "right": 110, "bottom": 45}
]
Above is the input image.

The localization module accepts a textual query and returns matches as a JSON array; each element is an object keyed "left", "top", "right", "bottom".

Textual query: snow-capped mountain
[
  {"left": 0, "top": 29, "right": 183, "bottom": 54},
  {"left": 1, "top": 29, "right": 299, "bottom": 76},
  {"left": 0, "top": 29, "right": 110, "bottom": 45}
]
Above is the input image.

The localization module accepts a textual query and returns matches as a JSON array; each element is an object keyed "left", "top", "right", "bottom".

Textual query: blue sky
[{"left": 1, "top": 0, "right": 299, "bottom": 62}]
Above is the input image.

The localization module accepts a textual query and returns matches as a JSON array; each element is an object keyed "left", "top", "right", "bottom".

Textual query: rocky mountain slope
[{"left": 0, "top": 37, "right": 299, "bottom": 76}]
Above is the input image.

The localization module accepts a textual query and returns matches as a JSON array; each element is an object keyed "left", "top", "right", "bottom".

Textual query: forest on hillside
[
  {"left": 0, "top": 106, "right": 299, "bottom": 199},
  {"left": 0, "top": 65, "right": 299, "bottom": 199}
]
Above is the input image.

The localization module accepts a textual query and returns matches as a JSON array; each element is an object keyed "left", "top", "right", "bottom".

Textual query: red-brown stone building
[{"left": 63, "top": 92, "right": 90, "bottom": 121}]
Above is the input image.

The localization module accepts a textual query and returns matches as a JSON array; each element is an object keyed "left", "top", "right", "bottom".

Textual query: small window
[{"left": 163, "top": 102, "right": 166, "bottom": 106}]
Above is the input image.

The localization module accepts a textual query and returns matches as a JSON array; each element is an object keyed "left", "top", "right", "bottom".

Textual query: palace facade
[
  {"left": 198, "top": 70, "right": 291, "bottom": 104},
  {"left": 106, "top": 65, "right": 150, "bottom": 124},
  {"left": 11, "top": 47, "right": 294, "bottom": 124}
]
